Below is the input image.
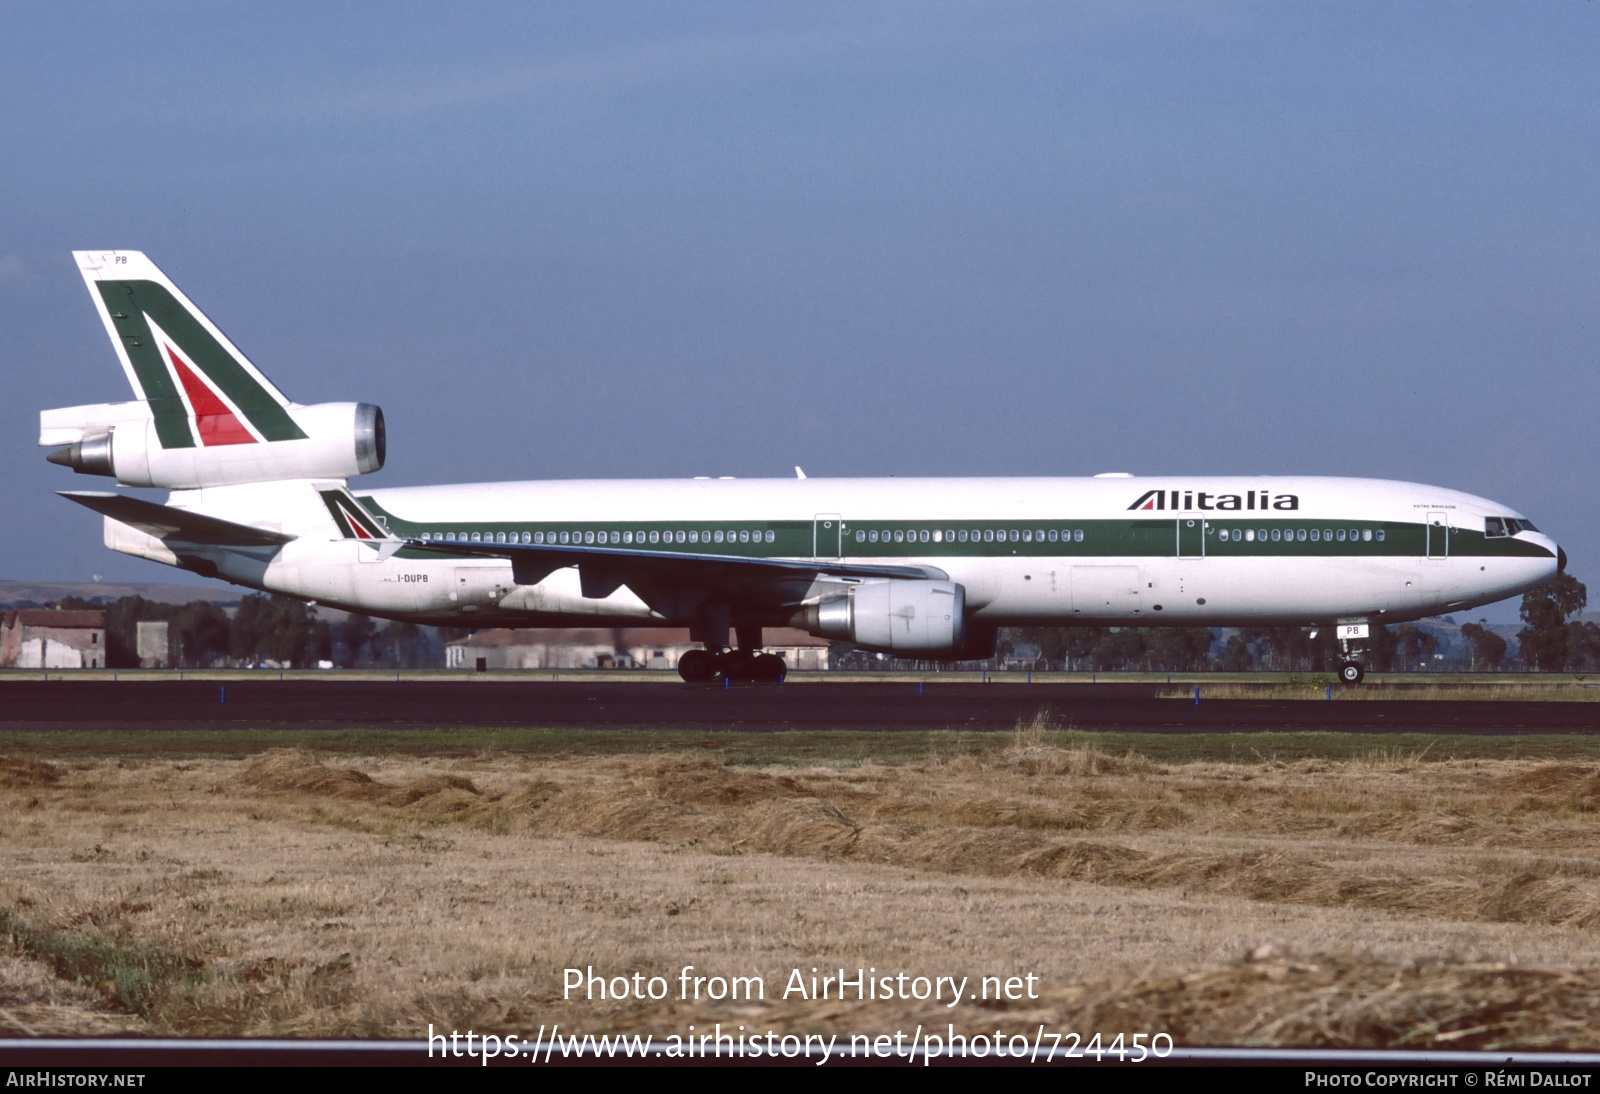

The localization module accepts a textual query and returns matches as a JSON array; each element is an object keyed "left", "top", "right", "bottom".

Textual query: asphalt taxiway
[{"left": 1, "top": 679, "right": 1597, "bottom": 733}]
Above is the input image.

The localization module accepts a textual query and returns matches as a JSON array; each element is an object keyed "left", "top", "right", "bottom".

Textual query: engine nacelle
[
  {"left": 44, "top": 401, "right": 384, "bottom": 489},
  {"left": 798, "top": 579, "right": 966, "bottom": 652}
]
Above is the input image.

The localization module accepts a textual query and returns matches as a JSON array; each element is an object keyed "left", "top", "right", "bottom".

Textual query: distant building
[
  {"left": 136, "top": 620, "right": 170, "bottom": 668},
  {"left": 0, "top": 609, "right": 107, "bottom": 669},
  {"left": 445, "top": 627, "right": 829, "bottom": 671}
]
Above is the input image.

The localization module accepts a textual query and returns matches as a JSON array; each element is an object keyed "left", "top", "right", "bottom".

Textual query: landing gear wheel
[
  {"left": 1338, "top": 660, "right": 1365, "bottom": 686},
  {"left": 753, "top": 653, "right": 787, "bottom": 683},
  {"left": 677, "top": 648, "right": 717, "bottom": 683},
  {"left": 721, "top": 650, "right": 757, "bottom": 682}
]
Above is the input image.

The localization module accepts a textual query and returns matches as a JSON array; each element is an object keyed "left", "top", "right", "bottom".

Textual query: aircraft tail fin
[{"left": 73, "top": 251, "right": 307, "bottom": 449}]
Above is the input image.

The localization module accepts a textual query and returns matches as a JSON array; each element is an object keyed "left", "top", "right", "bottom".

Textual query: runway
[{"left": 2, "top": 679, "right": 1598, "bottom": 733}]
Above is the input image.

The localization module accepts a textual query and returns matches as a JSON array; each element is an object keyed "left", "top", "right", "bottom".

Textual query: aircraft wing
[
  {"left": 409, "top": 537, "right": 946, "bottom": 599},
  {"left": 60, "top": 491, "right": 297, "bottom": 547}
]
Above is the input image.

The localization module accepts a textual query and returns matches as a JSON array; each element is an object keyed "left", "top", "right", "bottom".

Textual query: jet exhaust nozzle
[{"left": 46, "top": 432, "right": 115, "bottom": 476}]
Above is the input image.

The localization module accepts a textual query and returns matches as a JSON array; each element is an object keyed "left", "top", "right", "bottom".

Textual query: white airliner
[{"left": 42, "top": 251, "right": 1562, "bottom": 683}]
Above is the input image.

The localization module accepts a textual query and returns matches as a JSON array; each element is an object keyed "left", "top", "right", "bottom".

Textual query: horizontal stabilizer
[{"left": 60, "top": 491, "right": 296, "bottom": 547}]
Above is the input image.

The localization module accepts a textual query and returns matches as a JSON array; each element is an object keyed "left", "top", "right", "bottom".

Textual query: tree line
[{"left": 47, "top": 594, "right": 446, "bottom": 669}]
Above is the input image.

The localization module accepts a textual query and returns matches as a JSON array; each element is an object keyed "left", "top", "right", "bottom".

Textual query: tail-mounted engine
[{"left": 42, "top": 400, "right": 384, "bottom": 489}]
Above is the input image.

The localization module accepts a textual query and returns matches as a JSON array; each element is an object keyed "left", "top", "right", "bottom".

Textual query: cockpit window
[{"left": 1487, "top": 517, "right": 1538, "bottom": 537}]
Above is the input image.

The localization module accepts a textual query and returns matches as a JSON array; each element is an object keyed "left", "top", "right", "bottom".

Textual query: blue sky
[{"left": 3, "top": 2, "right": 1596, "bottom": 622}]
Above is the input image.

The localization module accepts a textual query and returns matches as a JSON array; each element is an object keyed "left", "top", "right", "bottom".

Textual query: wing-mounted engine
[
  {"left": 42, "top": 400, "right": 384, "bottom": 488},
  {"left": 797, "top": 579, "right": 967, "bottom": 653}
]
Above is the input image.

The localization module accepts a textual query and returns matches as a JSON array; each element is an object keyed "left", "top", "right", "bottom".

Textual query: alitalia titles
[{"left": 1129, "top": 489, "right": 1300, "bottom": 512}]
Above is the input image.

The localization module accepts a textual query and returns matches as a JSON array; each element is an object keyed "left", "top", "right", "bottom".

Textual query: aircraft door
[
  {"left": 1426, "top": 512, "right": 1449, "bottom": 559},
  {"left": 813, "top": 514, "right": 842, "bottom": 558},
  {"left": 1177, "top": 518, "right": 1205, "bottom": 559}
]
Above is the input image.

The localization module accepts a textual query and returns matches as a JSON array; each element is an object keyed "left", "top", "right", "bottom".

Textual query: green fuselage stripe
[{"left": 355, "top": 503, "right": 1553, "bottom": 563}]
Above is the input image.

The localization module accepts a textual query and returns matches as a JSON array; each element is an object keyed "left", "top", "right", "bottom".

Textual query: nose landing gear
[{"left": 1335, "top": 622, "right": 1369, "bottom": 686}]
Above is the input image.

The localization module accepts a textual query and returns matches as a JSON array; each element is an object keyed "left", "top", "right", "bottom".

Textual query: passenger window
[
  {"left": 894, "top": 530, "right": 905, "bottom": 543},
  {"left": 1336, "top": 529, "right": 1345, "bottom": 542},
  {"left": 1309, "top": 529, "right": 1319, "bottom": 542},
  {"left": 855, "top": 530, "right": 866, "bottom": 542},
  {"left": 1219, "top": 529, "right": 1230, "bottom": 541},
  {"left": 1010, "top": 529, "right": 1020, "bottom": 542},
  {"left": 984, "top": 530, "right": 995, "bottom": 542},
  {"left": 1074, "top": 529, "right": 1084, "bottom": 542},
  {"left": 946, "top": 529, "right": 955, "bottom": 541},
  {"left": 765, "top": 531, "right": 776, "bottom": 542},
  {"left": 1375, "top": 529, "right": 1385, "bottom": 542},
  {"left": 958, "top": 530, "right": 968, "bottom": 542},
  {"left": 1022, "top": 529, "right": 1032, "bottom": 543},
  {"left": 921, "top": 530, "right": 930, "bottom": 543},
  {"left": 740, "top": 530, "right": 750, "bottom": 543}
]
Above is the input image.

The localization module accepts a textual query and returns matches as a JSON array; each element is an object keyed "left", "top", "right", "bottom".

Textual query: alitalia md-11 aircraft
[{"left": 42, "top": 252, "right": 1563, "bottom": 684}]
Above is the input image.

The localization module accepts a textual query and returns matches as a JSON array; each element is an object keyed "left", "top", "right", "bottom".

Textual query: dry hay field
[{"left": 7, "top": 723, "right": 1600, "bottom": 1050}]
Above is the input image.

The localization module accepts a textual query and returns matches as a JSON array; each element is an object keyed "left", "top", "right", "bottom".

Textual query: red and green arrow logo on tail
[{"left": 94, "top": 279, "right": 307, "bottom": 450}]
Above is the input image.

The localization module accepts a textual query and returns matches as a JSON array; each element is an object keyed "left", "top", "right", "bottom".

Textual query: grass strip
[
  {"left": 5, "top": 726, "right": 1600, "bottom": 765},
  {"left": 0, "top": 906, "right": 201, "bottom": 1019}
]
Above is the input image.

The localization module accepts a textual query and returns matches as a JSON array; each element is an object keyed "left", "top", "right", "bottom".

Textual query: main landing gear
[{"left": 677, "top": 647, "right": 787, "bottom": 684}]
